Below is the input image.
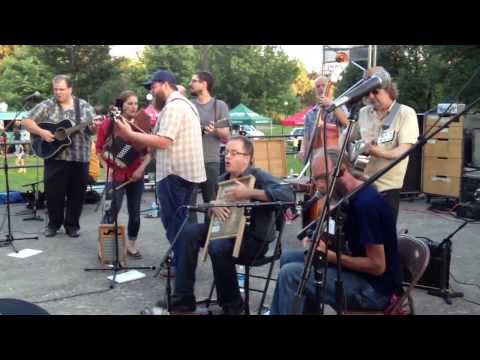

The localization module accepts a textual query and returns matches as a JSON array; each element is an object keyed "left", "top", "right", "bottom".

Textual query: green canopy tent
[{"left": 229, "top": 104, "right": 272, "bottom": 126}]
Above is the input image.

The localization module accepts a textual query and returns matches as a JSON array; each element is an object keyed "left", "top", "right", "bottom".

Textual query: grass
[
  {"left": 1, "top": 154, "right": 45, "bottom": 193},
  {"left": 2, "top": 123, "right": 303, "bottom": 193},
  {"left": 0, "top": 154, "right": 108, "bottom": 193}
]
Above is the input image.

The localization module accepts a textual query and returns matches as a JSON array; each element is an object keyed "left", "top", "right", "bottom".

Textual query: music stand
[{"left": 84, "top": 107, "right": 155, "bottom": 288}]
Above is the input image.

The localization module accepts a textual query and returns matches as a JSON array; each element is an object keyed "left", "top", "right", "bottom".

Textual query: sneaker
[
  {"left": 44, "top": 227, "right": 57, "bottom": 237},
  {"left": 65, "top": 228, "right": 80, "bottom": 238},
  {"left": 155, "top": 295, "right": 196, "bottom": 313},
  {"left": 221, "top": 299, "right": 245, "bottom": 315}
]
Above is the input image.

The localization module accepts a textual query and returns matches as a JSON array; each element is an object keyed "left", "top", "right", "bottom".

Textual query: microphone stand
[
  {"left": 0, "top": 101, "right": 39, "bottom": 251},
  {"left": 294, "top": 94, "right": 480, "bottom": 314},
  {"left": 426, "top": 220, "right": 467, "bottom": 304},
  {"left": 84, "top": 112, "right": 155, "bottom": 288}
]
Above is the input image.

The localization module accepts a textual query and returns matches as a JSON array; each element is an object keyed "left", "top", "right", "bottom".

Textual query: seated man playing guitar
[{"left": 22, "top": 74, "right": 100, "bottom": 238}]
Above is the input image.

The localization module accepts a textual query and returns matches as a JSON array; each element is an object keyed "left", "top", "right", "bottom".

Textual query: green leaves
[{"left": 336, "top": 45, "right": 480, "bottom": 113}]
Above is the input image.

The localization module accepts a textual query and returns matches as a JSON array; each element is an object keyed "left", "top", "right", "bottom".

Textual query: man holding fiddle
[{"left": 270, "top": 149, "right": 402, "bottom": 315}]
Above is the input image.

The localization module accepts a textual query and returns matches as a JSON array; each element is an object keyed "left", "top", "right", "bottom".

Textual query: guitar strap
[
  {"left": 382, "top": 102, "right": 401, "bottom": 130},
  {"left": 74, "top": 97, "right": 81, "bottom": 125}
]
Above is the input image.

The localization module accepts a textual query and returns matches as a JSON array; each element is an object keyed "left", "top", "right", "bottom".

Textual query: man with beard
[
  {"left": 189, "top": 71, "right": 230, "bottom": 213},
  {"left": 115, "top": 70, "right": 206, "bottom": 274},
  {"left": 269, "top": 149, "right": 402, "bottom": 314}
]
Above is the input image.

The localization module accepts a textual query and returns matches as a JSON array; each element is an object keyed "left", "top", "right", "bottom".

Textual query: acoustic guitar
[{"left": 31, "top": 117, "right": 97, "bottom": 159}]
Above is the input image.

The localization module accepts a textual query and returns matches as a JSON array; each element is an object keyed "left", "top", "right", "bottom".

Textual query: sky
[{"left": 109, "top": 45, "right": 326, "bottom": 72}]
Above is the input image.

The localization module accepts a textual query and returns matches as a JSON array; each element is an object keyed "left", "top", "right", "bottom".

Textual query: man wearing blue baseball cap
[{"left": 116, "top": 69, "right": 206, "bottom": 274}]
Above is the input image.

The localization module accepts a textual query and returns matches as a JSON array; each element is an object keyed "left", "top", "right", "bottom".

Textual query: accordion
[{"left": 103, "top": 137, "right": 141, "bottom": 169}]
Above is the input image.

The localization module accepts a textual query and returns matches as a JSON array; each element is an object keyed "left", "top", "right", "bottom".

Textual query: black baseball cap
[{"left": 143, "top": 70, "right": 177, "bottom": 89}]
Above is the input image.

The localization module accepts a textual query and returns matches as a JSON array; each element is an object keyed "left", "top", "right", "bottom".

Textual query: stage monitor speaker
[{"left": 403, "top": 237, "right": 450, "bottom": 290}]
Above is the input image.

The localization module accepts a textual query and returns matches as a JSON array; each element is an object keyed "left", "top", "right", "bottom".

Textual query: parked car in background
[
  {"left": 287, "top": 127, "right": 304, "bottom": 150},
  {"left": 232, "top": 124, "right": 265, "bottom": 138}
]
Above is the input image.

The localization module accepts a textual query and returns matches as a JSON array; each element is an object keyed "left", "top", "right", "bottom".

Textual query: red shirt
[{"left": 95, "top": 116, "right": 147, "bottom": 182}]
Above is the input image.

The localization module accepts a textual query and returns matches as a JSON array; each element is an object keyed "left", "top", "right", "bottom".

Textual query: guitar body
[{"left": 31, "top": 120, "right": 74, "bottom": 159}]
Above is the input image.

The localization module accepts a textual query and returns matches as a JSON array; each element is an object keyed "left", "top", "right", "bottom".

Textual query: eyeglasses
[
  {"left": 312, "top": 171, "right": 333, "bottom": 182},
  {"left": 225, "top": 149, "right": 249, "bottom": 157}
]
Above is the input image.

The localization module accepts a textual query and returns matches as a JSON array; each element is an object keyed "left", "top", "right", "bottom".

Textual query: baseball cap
[{"left": 143, "top": 70, "right": 177, "bottom": 89}]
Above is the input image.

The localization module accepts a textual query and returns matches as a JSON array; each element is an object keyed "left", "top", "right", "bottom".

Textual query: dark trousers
[
  {"left": 190, "top": 162, "right": 219, "bottom": 223},
  {"left": 44, "top": 159, "right": 88, "bottom": 231},
  {"left": 380, "top": 189, "right": 400, "bottom": 223},
  {"left": 102, "top": 179, "right": 144, "bottom": 241},
  {"left": 174, "top": 223, "right": 268, "bottom": 309},
  {"left": 156, "top": 175, "right": 197, "bottom": 266}
]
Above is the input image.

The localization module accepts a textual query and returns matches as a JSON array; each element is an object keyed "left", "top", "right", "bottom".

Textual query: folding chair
[
  {"left": 205, "top": 212, "right": 286, "bottom": 315},
  {"left": 343, "top": 233, "right": 430, "bottom": 315}
]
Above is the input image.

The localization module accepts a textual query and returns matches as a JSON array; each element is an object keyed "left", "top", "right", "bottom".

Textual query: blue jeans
[
  {"left": 174, "top": 222, "right": 268, "bottom": 309},
  {"left": 156, "top": 175, "right": 197, "bottom": 266},
  {"left": 102, "top": 179, "right": 144, "bottom": 241},
  {"left": 270, "top": 250, "right": 390, "bottom": 315}
]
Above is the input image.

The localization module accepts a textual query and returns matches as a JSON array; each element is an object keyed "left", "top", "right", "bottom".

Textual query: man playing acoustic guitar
[{"left": 22, "top": 74, "right": 100, "bottom": 238}]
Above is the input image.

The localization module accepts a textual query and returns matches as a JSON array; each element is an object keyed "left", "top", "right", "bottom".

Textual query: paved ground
[{"left": 0, "top": 190, "right": 479, "bottom": 315}]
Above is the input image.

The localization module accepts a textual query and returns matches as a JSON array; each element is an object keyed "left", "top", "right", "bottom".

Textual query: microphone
[
  {"left": 184, "top": 205, "right": 208, "bottom": 213},
  {"left": 326, "top": 69, "right": 391, "bottom": 112},
  {"left": 301, "top": 191, "right": 324, "bottom": 210},
  {"left": 24, "top": 91, "right": 41, "bottom": 102}
]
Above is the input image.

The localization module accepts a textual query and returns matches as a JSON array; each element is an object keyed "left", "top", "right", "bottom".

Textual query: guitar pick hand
[{"left": 40, "top": 129, "right": 55, "bottom": 143}]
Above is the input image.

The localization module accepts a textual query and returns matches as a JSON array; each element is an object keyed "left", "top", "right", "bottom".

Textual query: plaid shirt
[
  {"left": 154, "top": 92, "right": 206, "bottom": 183},
  {"left": 27, "top": 97, "right": 96, "bottom": 162}
]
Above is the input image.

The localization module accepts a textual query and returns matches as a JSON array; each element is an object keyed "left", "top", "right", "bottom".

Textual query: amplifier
[
  {"left": 403, "top": 237, "right": 450, "bottom": 290},
  {"left": 456, "top": 203, "right": 480, "bottom": 220},
  {"left": 461, "top": 170, "right": 480, "bottom": 203}
]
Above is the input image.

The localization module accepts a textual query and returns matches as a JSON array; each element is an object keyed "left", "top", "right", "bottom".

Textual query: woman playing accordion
[{"left": 95, "top": 90, "right": 151, "bottom": 259}]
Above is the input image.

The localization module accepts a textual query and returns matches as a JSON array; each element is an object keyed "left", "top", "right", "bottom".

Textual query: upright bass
[{"left": 301, "top": 52, "right": 350, "bottom": 226}]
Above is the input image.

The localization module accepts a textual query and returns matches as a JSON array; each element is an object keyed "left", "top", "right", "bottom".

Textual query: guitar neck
[{"left": 65, "top": 119, "right": 92, "bottom": 136}]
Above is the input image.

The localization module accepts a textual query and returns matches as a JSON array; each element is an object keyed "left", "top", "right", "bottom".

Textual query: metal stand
[
  {"left": 0, "top": 142, "right": 38, "bottom": 251},
  {"left": 153, "top": 210, "right": 191, "bottom": 314},
  {"left": 22, "top": 180, "right": 44, "bottom": 221},
  {"left": 427, "top": 221, "right": 467, "bottom": 305}
]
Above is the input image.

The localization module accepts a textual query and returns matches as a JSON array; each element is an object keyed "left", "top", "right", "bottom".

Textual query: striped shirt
[
  {"left": 27, "top": 97, "right": 96, "bottom": 163},
  {"left": 154, "top": 92, "right": 206, "bottom": 184}
]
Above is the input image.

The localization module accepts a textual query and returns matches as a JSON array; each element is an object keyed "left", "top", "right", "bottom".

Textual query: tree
[
  {"left": 0, "top": 45, "right": 16, "bottom": 61},
  {"left": 0, "top": 46, "right": 54, "bottom": 109},
  {"left": 207, "top": 45, "right": 301, "bottom": 117},
  {"left": 29, "top": 45, "right": 119, "bottom": 104},
  {"left": 291, "top": 63, "right": 315, "bottom": 107},
  {"left": 93, "top": 57, "right": 149, "bottom": 110},
  {"left": 193, "top": 45, "right": 211, "bottom": 71},
  {"left": 142, "top": 45, "right": 198, "bottom": 86}
]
